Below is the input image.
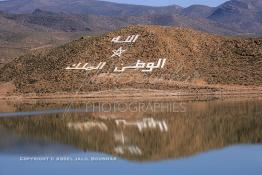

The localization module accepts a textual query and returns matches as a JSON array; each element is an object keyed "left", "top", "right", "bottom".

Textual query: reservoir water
[{"left": 0, "top": 98, "right": 261, "bottom": 175}]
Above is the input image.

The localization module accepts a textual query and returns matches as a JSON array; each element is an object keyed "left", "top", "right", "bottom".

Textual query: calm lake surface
[{"left": 0, "top": 98, "right": 262, "bottom": 175}]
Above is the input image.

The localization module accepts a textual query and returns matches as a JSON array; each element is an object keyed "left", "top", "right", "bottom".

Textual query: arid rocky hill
[{"left": 0, "top": 25, "right": 261, "bottom": 95}]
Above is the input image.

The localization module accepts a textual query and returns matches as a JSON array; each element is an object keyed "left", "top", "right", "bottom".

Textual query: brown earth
[{"left": 0, "top": 25, "right": 261, "bottom": 97}]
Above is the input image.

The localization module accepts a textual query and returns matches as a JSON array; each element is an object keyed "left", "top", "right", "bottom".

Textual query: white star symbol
[{"left": 111, "top": 47, "right": 126, "bottom": 58}]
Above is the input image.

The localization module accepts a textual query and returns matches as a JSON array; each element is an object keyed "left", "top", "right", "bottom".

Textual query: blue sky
[{"left": 103, "top": 0, "right": 228, "bottom": 7}]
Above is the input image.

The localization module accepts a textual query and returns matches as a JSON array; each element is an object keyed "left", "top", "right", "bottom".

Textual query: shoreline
[{"left": 1, "top": 88, "right": 262, "bottom": 101}]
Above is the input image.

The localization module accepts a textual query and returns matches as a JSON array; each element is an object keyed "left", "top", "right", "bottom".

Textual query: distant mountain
[
  {"left": 131, "top": 14, "right": 237, "bottom": 35},
  {"left": 208, "top": 0, "right": 262, "bottom": 34},
  {"left": 2, "top": 9, "right": 237, "bottom": 35},
  {"left": 0, "top": 9, "right": 128, "bottom": 65},
  {"left": 0, "top": 0, "right": 182, "bottom": 16},
  {"left": 2, "top": 9, "right": 127, "bottom": 32},
  {"left": 0, "top": 11, "right": 82, "bottom": 66},
  {"left": 181, "top": 5, "right": 215, "bottom": 18},
  {"left": 0, "top": 0, "right": 261, "bottom": 35}
]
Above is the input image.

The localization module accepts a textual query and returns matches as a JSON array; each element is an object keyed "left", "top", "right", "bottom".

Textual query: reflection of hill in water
[{"left": 0, "top": 99, "right": 262, "bottom": 161}]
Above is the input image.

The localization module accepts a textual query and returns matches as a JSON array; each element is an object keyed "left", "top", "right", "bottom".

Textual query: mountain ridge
[
  {"left": 1, "top": 0, "right": 262, "bottom": 35},
  {"left": 0, "top": 0, "right": 183, "bottom": 16}
]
